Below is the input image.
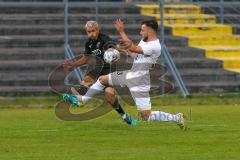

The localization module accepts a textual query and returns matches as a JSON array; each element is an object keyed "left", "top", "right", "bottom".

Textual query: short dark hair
[{"left": 141, "top": 20, "right": 158, "bottom": 32}]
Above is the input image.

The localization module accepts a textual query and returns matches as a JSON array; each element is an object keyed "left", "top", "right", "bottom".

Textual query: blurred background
[{"left": 0, "top": 0, "right": 239, "bottom": 97}]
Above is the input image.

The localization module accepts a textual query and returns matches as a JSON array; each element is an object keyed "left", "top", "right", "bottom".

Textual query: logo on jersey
[
  {"left": 91, "top": 49, "right": 102, "bottom": 56},
  {"left": 117, "top": 72, "right": 123, "bottom": 75}
]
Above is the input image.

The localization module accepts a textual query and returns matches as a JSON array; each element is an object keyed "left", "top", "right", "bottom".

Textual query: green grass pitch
[{"left": 0, "top": 95, "right": 240, "bottom": 160}]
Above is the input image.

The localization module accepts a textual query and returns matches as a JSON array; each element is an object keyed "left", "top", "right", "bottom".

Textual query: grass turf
[{"left": 0, "top": 96, "right": 240, "bottom": 160}]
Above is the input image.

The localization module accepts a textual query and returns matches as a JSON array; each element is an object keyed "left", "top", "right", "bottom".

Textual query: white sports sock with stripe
[
  {"left": 148, "top": 111, "right": 179, "bottom": 122},
  {"left": 81, "top": 79, "right": 106, "bottom": 104}
]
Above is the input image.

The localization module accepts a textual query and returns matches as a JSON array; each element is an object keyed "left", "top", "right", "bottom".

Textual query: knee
[
  {"left": 104, "top": 87, "right": 115, "bottom": 97},
  {"left": 104, "top": 87, "right": 116, "bottom": 104},
  {"left": 99, "top": 76, "right": 104, "bottom": 83},
  {"left": 99, "top": 75, "right": 108, "bottom": 86}
]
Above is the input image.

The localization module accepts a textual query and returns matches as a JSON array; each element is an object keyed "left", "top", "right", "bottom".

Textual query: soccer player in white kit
[{"left": 68, "top": 19, "right": 186, "bottom": 129}]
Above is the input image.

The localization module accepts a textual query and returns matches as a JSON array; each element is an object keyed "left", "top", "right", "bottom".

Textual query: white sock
[
  {"left": 121, "top": 114, "right": 127, "bottom": 119},
  {"left": 148, "top": 111, "right": 179, "bottom": 122},
  {"left": 81, "top": 79, "right": 106, "bottom": 104}
]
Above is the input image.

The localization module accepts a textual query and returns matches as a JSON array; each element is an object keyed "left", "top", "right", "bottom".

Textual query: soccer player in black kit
[{"left": 63, "top": 21, "right": 136, "bottom": 125}]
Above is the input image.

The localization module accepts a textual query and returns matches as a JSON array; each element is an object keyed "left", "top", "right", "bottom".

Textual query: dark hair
[{"left": 141, "top": 20, "right": 158, "bottom": 32}]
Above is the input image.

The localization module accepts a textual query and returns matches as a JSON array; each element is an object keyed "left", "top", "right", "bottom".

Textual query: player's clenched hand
[
  {"left": 114, "top": 19, "right": 124, "bottom": 33},
  {"left": 63, "top": 59, "right": 75, "bottom": 71}
]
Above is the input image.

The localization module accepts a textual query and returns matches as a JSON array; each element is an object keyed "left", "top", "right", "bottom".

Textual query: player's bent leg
[
  {"left": 146, "top": 110, "right": 187, "bottom": 130},
  {"left": 104, "top": 87, "right": 116, "bottom": 105},
  {"left": 75, "top": 74, "right": 111, "bottom": 104},
  {"left": 63, "top": 75, "right": 94, "bottom": 106},
  {"left": 81, "top": 78, "right": 106, "bottom": 104},
  {"left": 64, "top": 77, "right": 106, "bottom": 106},
  {"left": 77, "top": 75, "right": 111, "bottom": 104},
  {"left": 135, "top": 96, "right": 186, "bottom": 130},
  {"left": 64, "top": 75, "right": 111, "bottom": 107}
]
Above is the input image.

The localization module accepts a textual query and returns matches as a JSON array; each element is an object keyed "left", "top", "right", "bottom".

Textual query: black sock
[{"left": 113, "top": 99, "right": 125, "bottom": 116}]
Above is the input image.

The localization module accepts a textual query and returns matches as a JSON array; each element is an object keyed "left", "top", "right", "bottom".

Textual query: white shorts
[{"left": 109, "top": 70, "right": 151, "bottom": 111}]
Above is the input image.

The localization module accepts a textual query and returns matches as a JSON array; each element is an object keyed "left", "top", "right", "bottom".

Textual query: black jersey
[{"left": 84, "top": 33, "right": 112, "bottom": 69}]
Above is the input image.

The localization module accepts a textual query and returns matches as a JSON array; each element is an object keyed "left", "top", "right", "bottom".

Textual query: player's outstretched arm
[
  {"left": 114, "top": 19, "right": 143, "bottom": 54},
  {"left": 63, "top": 54, "right": 89, "bottom": 71}
]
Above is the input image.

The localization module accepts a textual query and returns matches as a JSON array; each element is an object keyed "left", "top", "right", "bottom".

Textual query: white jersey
[{"left": 130, "top": 39, "right": 161, "bottom": 72}]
